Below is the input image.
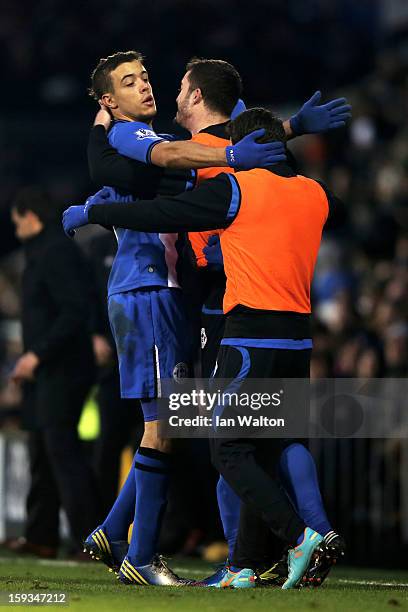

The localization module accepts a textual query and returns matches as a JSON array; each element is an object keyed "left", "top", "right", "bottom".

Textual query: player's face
[
  {"left": 175, "top": 71, "right": 195, "bottom": 128},
  {"left": 11, "top": 208, "right": 39, "bottom": 241},
  {"left": 104, "top": 61, "right": 157, "bottom": 122}
]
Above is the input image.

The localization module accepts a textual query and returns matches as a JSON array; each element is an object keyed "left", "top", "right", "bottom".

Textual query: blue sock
[
  {"left": 128, "top": 447, "right": 170, "bottom": 566},
  {"left": 216, "top": 476, "right": 241, "bottom": 560},
  {"left": 279, "top": 443, "right": 332, "bottom": 537},
  {"left": 103, "top": 453, "right": 137, "bottom": 541}
]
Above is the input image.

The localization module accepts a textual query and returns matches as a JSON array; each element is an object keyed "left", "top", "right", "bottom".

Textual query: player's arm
[
  {"left": 64, "top": 174, "right": 240, "bottom": 236},
  {"left": 111, "top": 120, "right": 228, "bottom": 169},
  {"left": 88, "top": 174, "right": 238, "bottom": 231},
  {"left": 149, "top": 140, "right": 228, "bottom": 169},
  {"left": 215, "top": 91, "right": 351, "bottom": 142},
  {"left": 316, "top": 180, "right": 348, "bottom": 231},
  {"left": 88, "top": 125, "right": 163, "bottom": 191},
  {"left": 111, "top": 121, "right": 285, "bottom": 171},
  {"left": 189, "top": 232, "right": 213, "bottom": 267},
  {"left": 189, "top": 231, "right": 224, "bottom": 269},
  {"left": 88, "top": 126, "right": 197, "bottom": 198}
]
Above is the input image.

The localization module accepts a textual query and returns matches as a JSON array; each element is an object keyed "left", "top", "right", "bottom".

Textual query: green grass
[{"left": 1, "top": 556, "right": 408, "bottom": 612}]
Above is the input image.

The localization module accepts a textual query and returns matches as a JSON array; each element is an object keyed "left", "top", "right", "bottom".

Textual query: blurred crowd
[
  {"left": 2, "top": 0, "right": 380, "bottom": 110},
  {"left": 304, "top": 47, "right": 408, "bottom": 380}
]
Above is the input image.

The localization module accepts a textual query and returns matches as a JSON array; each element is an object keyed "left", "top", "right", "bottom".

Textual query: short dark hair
[
  {"left": 12, "top": 186, "right": 57, "bottom": 223},
  {"left": 89, "top": 50, "right": 144, "bottom": 100},
  {"left": 228, "top": 107, "right": 286, "bottom": 144},
  {"left": 185, "top": 58, "right": 242, "bottom": 117}
]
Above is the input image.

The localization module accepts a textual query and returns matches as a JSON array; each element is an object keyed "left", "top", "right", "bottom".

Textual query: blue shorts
[{"left": 108, "top": 288, "right": 191, "bottom": 406}]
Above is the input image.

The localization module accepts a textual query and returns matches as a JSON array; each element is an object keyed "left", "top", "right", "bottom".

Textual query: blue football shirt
[{"left": 104, "top": 120, "right": 195, "bottom": 297}]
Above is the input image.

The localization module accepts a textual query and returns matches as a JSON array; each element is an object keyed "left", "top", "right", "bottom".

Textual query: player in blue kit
[{"left": 77, "top": 51, "right": 287, "bottom": 587}]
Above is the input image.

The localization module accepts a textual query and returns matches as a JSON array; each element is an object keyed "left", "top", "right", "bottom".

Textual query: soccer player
[
  {"left": 78, "top": 51, "right": 286, "bottom": 587},
  {"left": 63, "top": 108, "right": 345, "bottom": 589},
  {"left": 174, "top": 60, "right": 347, "bottom": 587},
  {"left": 85, "top": 57, "right": 348, "bottom": 587}
]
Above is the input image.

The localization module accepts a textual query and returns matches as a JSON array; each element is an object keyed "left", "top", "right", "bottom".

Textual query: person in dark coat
[{"left": 7, "top": 186, "right": 98, "bottom": 557}]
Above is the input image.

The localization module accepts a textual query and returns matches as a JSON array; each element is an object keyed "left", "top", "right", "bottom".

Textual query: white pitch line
[
  {"left": 173, "top": 567, "right": 207, "bottom": 576},
  {"left": 37, "top": 560, "right": 83, "bottom": 568},
  {"left": 175, "top": 572, "right": 408, "bottom": 587},
  {"left": 0, "top": 557, "right": 83, "bottom": 568},
  {"left": 0, "top": 558, "right": 205, "bottom": 575},
  {"left": 176, "top": 569, "right": 408, "bottom": 587},
  {"left": 337, "top": 579, "right": 408, "bottom": 588}
]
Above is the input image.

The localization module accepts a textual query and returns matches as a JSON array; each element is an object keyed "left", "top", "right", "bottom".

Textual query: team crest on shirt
[
  {"left": 201, "top": 327, "right": 207, "bottom": 349},
  {"left": 134, "top": 128, "right": 158, "bottom": 140},
  {"left": 173, "top": 362, "right": 189, "bottom": 382}
]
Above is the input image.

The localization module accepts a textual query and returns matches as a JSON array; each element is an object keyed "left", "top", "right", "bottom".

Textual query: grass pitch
[{"left": 1, "top": 555, "right": 408, "bottom": 612}]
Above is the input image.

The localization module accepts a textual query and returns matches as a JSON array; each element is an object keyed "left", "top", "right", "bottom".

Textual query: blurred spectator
[{"left": 3, "top": 186, "right": 98, "bottom": 558}]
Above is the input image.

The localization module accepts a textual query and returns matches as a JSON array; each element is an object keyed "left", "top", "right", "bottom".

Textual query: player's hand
[
  {"left": 92, "top": 334, "right": 113, "bottom": 367},
  {"left": 203, "top": 234, "right": 224, "bottom": 268},
  {"left": 93, "top": 102, "right": 112, "bottom": 130},
  {"left": 62, "top": 188, "right": 120, "bottom": 237},
  {"left": 62, "top": 205, "right": 90, "bottom": 237},
  {"left": 10, "top": 352, "right": 40, "bottom": 384},
  {"left": 86, "top": 187, "right": 119, "bottom": 206},
  {"left": 290, "top": 91, "right": 352, "bottom": 135},
  {"left": 231, "top": 98, "right": 246, "bottom": 120},
  {"left": 226, "top": 130, "right": 286, "bottom": 169}
]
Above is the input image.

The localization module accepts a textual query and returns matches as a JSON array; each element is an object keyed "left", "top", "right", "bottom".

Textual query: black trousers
[
  {"left": 210, "top": 344, "right": 311, "bottom": 556},
  {"left": 231, "top": 438, "right": 309, "bottom": 569},
  {"left": 232, "top": 496, "right": 282, "bottom": 570},
  {"left": 210, "top": 436, "right": 304, "bottom": 551},
  {"left": 26, "top": 426, "right": 100, "bottom": 548}
]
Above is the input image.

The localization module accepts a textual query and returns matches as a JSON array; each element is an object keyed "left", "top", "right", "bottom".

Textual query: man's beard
[
  {"left": 174, "top": 101, "right": 190, "bottom": 128},
  {"left": 173, "top": 110, "right": 183, "bottom": 126}
]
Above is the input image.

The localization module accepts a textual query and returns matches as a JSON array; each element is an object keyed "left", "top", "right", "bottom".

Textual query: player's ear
[
  {"left": 101, "top": 92, "right": 118, "bottom": 110},
  {"left": 191, "top": 87, "right": 203, "bottom": 105}
]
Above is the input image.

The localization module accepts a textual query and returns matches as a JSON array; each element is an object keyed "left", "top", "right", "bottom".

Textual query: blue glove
[
  {"left": 85, "top": 186, "right": 124, "bottom": 206},
  {"left": 203, "top": 234, "right": 224, "bottom": 268},
  {"left": 62, "top": 204, "right": 91, "bottom": 237},
  {"left": 290, "top": 91, "right": 352, "bottom": 135},
  {"left": 231, "top": 98, "right": 246, "bottom": 120},
  {"left": 226, "top": 129, "right": 286, "bottom": 170},
  {"left": 62, "top": 187, "right": 130, "bottom": 237}
]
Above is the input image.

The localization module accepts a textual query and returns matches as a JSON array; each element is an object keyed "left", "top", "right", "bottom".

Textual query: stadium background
[{"left": 0, "top": 0, "right": 407, "bottom": 569}]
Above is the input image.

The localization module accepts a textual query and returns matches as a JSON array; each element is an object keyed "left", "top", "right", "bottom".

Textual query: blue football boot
[
  {"left": 213, "top": 567, "right": 256, "bottom": 588},
  {"left": 282, "top": 528, "right": 324, "bottom": 590},
  {"left": 201, "top": 560, "right": 230, "bottom": 586},
  {"left": 83, "top": 525, "right": 128, "bottom": 572}
]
